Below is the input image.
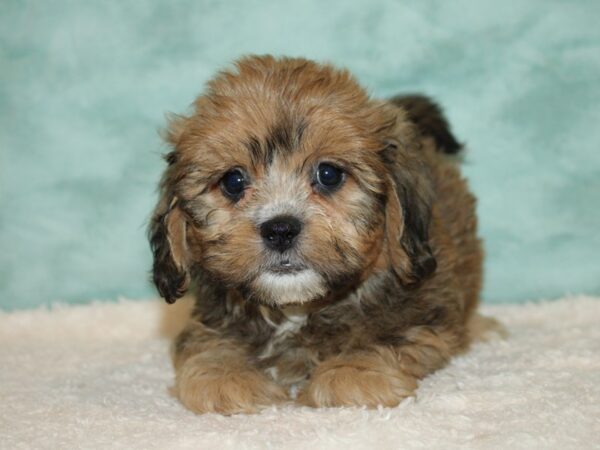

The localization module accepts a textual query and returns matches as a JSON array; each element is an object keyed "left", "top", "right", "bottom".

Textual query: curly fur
[{"left": 149, "top": 55, "right": 487, "bottom": 414}]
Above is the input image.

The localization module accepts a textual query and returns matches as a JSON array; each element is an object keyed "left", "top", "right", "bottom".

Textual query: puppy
[{"left": 149, "top": 55, "right": 486, "bottom": 415}]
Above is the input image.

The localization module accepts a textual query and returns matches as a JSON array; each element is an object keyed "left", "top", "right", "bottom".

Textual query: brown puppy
[{"left": 149, "top": 55, "right": 486, "bottom": 415}]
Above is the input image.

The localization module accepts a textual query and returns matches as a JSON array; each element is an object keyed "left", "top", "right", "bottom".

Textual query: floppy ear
[
  {"left": 148, "top": 190, "right": 191, "bottom": 304},
  {"left": 381, "top": 143, "right": 437, "bottom": 287},
  {"left": 149, "top": 113, "right": 194, "bottom": 304}
]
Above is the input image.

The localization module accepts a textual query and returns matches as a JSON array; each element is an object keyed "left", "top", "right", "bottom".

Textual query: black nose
[{"left": 260, "top": 216, "right": 302, "bottom": 252}]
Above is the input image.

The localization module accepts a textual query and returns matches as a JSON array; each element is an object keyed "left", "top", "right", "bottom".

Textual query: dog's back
[{"left": 390, "top": 95, "right": 462, "bottom": 155}]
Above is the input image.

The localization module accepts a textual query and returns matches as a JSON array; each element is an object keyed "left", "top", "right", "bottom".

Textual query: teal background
[{"left": 1, "top": 0, "right": 599, "bottom": 310}]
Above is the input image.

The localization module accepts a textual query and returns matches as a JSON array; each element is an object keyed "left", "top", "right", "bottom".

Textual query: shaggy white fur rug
[{"left": 1, "top": 296, "right": 599, "bottom": 449}]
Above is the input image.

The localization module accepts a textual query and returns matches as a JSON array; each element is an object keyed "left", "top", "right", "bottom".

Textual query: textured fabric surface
[
  {"left": 1, "top": 295, "right": 599, "bottom": 449},
  {"left": 1, "top": 0, "right": 599, "bottom": 309}
]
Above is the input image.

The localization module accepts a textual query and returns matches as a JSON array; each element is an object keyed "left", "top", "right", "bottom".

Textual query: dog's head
[{"left": 149, "top": 56, "right": 436, "bottom": 306}]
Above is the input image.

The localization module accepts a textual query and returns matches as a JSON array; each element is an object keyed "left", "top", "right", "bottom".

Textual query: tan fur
[
  {"left": 148, "top": 55, "right": 494, "bottom": 415},
  {"left": 298, "top": 350, "right": 417, "bottom": 408},
  {"left": 176, "top": 353, "right": 288, "bottom": 415},
  {"left": 173, "top": 322, "right": 288, "bottom": 414}
]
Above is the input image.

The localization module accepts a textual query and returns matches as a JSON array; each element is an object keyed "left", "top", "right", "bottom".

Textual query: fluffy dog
[{"left": 149, "top": 55, "right": 487, "bottom": 415}]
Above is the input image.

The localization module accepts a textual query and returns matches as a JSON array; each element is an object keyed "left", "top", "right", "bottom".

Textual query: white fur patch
[
  {"left": 258, "top": 307, "right": 308, "bottom": 362},
  {"left": 254, "top": 269, "right": 326, "bottom": 305}
]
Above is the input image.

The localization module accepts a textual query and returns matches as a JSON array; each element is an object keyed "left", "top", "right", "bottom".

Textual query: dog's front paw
[
  {"left": 298, "top": 353, "right": 417, "bottom": 408},
  {"left": 176, "top": 355, "right": 288, "bottom": 415}
]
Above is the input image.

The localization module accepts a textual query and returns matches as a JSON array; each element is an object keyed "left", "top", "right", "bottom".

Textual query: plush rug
[{"left": 1, "top": 296, "right": 599, "bottom": 449}]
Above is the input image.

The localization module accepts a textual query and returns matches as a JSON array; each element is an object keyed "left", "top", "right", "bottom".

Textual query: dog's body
[{"left": 150, "top": 56, "right": 485, "bottom": 414}]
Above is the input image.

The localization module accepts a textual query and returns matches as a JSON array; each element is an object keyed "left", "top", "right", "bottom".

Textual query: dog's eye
[
  {"left": 220, "top": 169, "right": 246, "bottom": 200},
  {"left": 316, "top": 163, "right": 344, "bottom": 190}
]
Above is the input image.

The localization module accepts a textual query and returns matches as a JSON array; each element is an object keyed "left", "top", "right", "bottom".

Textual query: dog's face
[{"left": 150, "top": 56, "right": 436, "bottom": 306}]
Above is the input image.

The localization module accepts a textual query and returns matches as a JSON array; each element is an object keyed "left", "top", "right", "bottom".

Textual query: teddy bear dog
[{"left": 149, "top": 55, "right": 488, "bottom": 415}]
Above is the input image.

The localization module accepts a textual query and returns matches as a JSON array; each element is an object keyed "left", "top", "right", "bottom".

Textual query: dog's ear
[
  {"left": 381, "top": 143, "right": 437, "bottom": 287},
  {"left": 148, "top": 180, "right": 191, "bottom": 304},
  {"left": 149, "top": 114, "right": 194, "bottom": 304}
]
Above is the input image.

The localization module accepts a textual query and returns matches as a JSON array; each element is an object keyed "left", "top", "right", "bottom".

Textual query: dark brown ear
[
  {"left": 381, "top": 143, "right": 437, "bottom": 287},
  {"left": 148, "top": 193, "right": 190, "bottom": 304}
]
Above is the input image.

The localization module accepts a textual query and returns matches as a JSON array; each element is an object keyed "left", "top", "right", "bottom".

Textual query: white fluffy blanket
[{"left": 1, "top": 296, "right": 599, "bottom": 449}]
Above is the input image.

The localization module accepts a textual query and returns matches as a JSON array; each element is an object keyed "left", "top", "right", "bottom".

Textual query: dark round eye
[
  {"left": 316, "top": 163, "right": 344, "bottom": 189},
  {"left": 220, "top": 169, "right": 246, "bottom": 199}
]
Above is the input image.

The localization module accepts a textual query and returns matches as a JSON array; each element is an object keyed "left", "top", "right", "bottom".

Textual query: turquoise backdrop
[{"left": 1, "top": 0, "right": 599, "bottom": 310}]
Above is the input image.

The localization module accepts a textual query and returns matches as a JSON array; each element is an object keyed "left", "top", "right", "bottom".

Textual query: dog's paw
[
  {"left": 176, "top": 355, "right": 288, "bottom": 415},
  {"left": 298, "top": 354, "right": 417, "bottom": 408}
]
